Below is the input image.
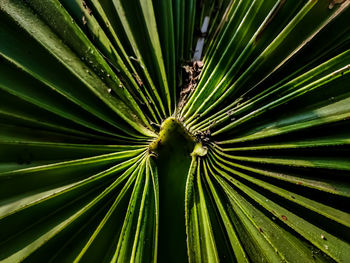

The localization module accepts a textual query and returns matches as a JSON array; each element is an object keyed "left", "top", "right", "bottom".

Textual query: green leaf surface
[{"left": 0, "top": 0, "right": 349, "bottom": 262}]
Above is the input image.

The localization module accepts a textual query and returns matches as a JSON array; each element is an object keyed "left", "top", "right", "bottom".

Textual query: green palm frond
[{"left": 0, "top": 0, "right": 349, "bottom": 262}]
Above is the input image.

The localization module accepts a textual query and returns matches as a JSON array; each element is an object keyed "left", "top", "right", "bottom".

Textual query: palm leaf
[{"left": 0, "top": 0, "right": 349, "bottom": 262}]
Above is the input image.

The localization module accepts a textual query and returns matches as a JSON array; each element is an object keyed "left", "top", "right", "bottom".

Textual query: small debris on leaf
[
  {"left": 82, "top": 15, "right": 87, "bottom": 25},
  {"left": 226, "top": 110, "right": 234, "bottom": 116},
  {"left": 82, "top": 1, "right": 93, "bottom": 15},
  {"left": 133, "top": 73, "right": 143, "bottom": 86}
]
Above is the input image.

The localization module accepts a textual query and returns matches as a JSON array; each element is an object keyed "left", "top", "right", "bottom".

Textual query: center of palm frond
[
  {"left": 149, "top": 117, "right": 195, "bottom": 154},
  {"left": 149, "top": 117, "right": 209, "bottom": 159}
]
